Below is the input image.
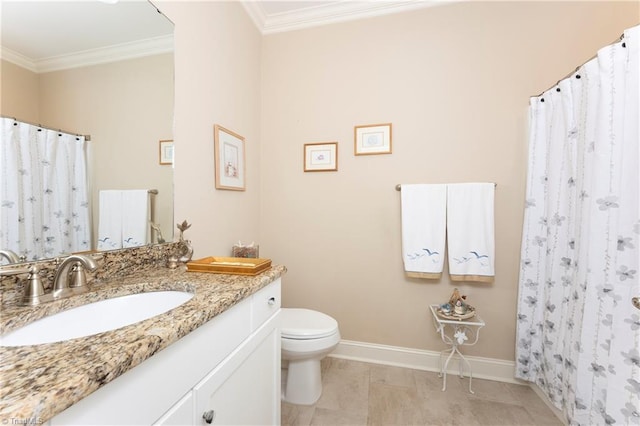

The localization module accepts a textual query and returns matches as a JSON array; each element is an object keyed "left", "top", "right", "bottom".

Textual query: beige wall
[
  {"left": 1, "top": 60, "right": 40, "bottom": 121},
  {"left": 259, "top": 2, "right": 639, "bottom": 361},
  {"left": 37, "top": 54, "right": 174, "bottom": 244},
  {"left": 6, "top": 0, "right": 634, "bottom": 362},
  {"left": 2, "top": 55, "right": 174, "bottom": 245},
  {"left": 158, "top": 1, "right": 262, "bottom": 257}
]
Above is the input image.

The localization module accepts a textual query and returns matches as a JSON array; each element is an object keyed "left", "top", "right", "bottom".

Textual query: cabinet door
[
  {"left": 153, "top": 391, "right": 193, "bottom": 425},
  {"left": 194, "top": 315, "right": 280, "bottom": 425}
]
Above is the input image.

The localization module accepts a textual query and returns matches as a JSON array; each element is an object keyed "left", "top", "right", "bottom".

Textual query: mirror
[{"left": 1, "top": 1, "right": 174, "bottom": 263}]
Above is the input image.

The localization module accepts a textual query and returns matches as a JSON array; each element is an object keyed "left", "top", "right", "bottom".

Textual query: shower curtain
[
  {"left": 515, "top": 25, "right": 639, "bottom": 425},
  {"left": 1, "top": 118, "right": 91, "bottom": 260}
]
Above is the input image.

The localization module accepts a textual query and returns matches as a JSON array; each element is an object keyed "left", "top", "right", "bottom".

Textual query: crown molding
[
  {"left": 242, "top": 1, "right": 454, "bottom": 35},
  {"left": 1, "top": 47, "right": 38, "bottom": 72},
  {"left": 1, "top": 35, "right": 174, "bottom": 74},
  {"left": 241, "top": 1, "right": 268, "bottom": 34}
]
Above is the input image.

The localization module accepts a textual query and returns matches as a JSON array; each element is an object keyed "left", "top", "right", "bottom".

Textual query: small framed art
[
  {"left": 354, "top": 123, "right": 392, "bottom": 155},
  {"left": 304, "top": 142, "right": 338, "bottom": 172},
  {"left": 159, "top": 140, "right": 174, "bottom": 165},
  {"left": 214, "top": 124, "right": 246, "bottom": 191}
]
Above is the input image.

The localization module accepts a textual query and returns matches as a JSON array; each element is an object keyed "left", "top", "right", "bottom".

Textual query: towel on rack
[
  {"left": 447, "top": 183, "right": 495, "bottom": 282},
  {"left": 400, "top": 184, "right": 447, "bottom": 279},
  {"left": 122, "top": 190, "right": 150, "bottom": 248},
  {"left": 97, "top": 190, "right": 123, "bottom": 250},
  {"left": 97, "top": 190, "right": 150, "bottom": 250}
]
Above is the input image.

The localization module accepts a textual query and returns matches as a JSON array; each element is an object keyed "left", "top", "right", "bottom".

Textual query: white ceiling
[
  {"left": 1, "top": 1, "right": 173, "bottom": 60},
  {"left": 0, "top": 0, "right": 448, "bottom": 72},
  {"left": 0, "top": 0, "right": 174, "bottom": 72},
  {"left": 244, "top": 0, "right": 448, "bottom": 34}
]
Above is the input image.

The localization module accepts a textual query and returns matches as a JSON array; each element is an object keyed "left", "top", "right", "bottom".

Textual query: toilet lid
[{"left": 281, "top": 308, "right": 338, "bottom": 339}]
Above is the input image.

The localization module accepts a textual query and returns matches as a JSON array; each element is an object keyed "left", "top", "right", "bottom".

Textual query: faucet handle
[
  {"left": 0, "top": 266, "right": 43, "bottom": 306},
  {"left": 19, "top": 266, "right": 52, "bottom": 306},
  {"left": 68, "top": 255, "right": 101, "bottom": 289},
  {"left": 69, "top": 263, "right": 89, "bottom": 288}
]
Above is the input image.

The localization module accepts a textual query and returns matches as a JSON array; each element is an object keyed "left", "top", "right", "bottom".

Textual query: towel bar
[{"left": 395, "top": 183, "right": 497, "bottom": 191}]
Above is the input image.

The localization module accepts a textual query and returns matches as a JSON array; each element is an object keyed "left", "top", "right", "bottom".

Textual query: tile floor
[{"left": 282, "top": 357, "right": 563, "bottom": 426}]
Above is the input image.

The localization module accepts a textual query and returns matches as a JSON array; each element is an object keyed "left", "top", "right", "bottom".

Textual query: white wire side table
[{"left": 429, "top": 304, "right": 485, "bottom": 394}]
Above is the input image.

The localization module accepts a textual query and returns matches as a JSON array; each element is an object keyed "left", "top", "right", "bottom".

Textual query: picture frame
[
  {"left": 159, "top": 140, "right": 174, "bottom": 165},
  {"left": 304, "top": 142, "right": 338, "bottom": 172},
  {"left": 214, "top": 124, "right": 246, "bottom": 191},
  {"left": 354, "top": 123, "right": 392, "bottom": 155}
]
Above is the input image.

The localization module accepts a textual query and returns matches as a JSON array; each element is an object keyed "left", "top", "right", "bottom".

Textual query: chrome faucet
[
  {"left": 52, "top": 255, "right": 99, "bottom": 299},
  {"left": 0, "top": 249, "right": 21, "bottom": 264}
]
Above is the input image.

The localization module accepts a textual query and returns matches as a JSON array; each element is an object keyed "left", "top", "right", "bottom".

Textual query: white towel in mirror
[
  {"left": 122, "top": 190, "right": 150, "bottom": 248},
  {"left": 97, "top": 190, "right": 123, "bottom": 250},
  {"left": 97, "top": 190, "right": 150, "bottom": 250}
]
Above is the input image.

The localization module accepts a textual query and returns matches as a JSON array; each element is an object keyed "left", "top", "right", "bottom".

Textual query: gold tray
[
  {"left": 186, "top": 257, "right": 272, "bottom": 275},
  {"left": 437, "top": 305, "right": 476, "bottom": 320}
]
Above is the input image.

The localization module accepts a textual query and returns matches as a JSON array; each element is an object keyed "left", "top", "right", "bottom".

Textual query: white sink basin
[{"left": 0, "top": 291, "right": 194, "bottom": 347}]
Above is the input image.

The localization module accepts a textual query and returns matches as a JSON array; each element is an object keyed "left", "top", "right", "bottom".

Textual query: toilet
[{"left": 281, "top": 308, "right": 340, "bottom": 405}]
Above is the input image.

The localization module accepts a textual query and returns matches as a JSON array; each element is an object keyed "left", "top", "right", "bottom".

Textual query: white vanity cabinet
[
  {"left": 50, "top": 279, "right": 281, "bottom": 426},
  {"left": 191, "top": 313, "right": 280, "bottom": 425}
]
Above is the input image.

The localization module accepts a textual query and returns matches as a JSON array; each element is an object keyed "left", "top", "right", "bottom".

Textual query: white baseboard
[{"left": 329, "top": 339, "right": 526, "bottom": 385}]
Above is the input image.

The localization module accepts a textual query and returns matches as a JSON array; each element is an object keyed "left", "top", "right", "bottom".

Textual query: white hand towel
[
  {"left": 447, "top": 183, "right": 495, "bottom": 282},
  {"left": 401, "top": 184, "right": 447, "bottom": 279},
  {"left": 97, "top": 190, "right": 123, "bottom": 250},
  {"left": 121, "top": 190, "right": 150, "bottom": 248}
]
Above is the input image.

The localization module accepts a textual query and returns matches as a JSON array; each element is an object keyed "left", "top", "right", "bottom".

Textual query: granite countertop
[{"left": 0, "top": 264, "right": 286, "bottom": 423}]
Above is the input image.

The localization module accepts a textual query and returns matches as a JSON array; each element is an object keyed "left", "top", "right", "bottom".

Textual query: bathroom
[{"left": 1, "top": 1, "right": 639, "bottom": 425}]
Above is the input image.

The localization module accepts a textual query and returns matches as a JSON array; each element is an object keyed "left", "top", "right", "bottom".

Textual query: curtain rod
[
  {"left": 1, "top": 115, "right": 91, "bottom": 142},
  {"left": 533, "top": 32, "right": 626, "bottom": 98},
  {"left": 395, "top": 183, "right": 497, "bottom": 191}
]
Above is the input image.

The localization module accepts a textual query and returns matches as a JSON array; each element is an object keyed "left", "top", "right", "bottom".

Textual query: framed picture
[
  {"left": 354, "top": 123, "right": 392, "bottom": 155},
  {"left": 214, "top": 124, "right": 246, "bottom": 191},
  {"left": 159, "top": 140, "right": 174, "bottom": 165},
  {"left": 304, "top": 142, "right": 338, "bottom": 172}
]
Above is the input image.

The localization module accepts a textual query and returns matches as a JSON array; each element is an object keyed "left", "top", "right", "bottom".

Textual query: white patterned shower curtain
[
  {"left": 515, "top": 25, "right": 639, "bottom": 425},
  {"left": 0, "top": 118, "right": 91, "bottom": 260}
]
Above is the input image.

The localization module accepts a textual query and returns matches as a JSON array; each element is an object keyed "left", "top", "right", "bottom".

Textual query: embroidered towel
[
  {"left": 401, "top": 184, "right": 447, "bottom": 279},
  {"left": 97, "top": 190, "right": 123, "bottom": 250},
  {"left": 122, "top": 190, "right": 150, "bottom": 248},
  {"left": 447, "top": 183, "right": 495, "bottom": 282}
]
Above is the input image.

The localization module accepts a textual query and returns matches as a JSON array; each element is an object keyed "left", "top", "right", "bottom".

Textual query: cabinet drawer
[{"left": 251, "top": 278, "right": 281, "bottom": 331}]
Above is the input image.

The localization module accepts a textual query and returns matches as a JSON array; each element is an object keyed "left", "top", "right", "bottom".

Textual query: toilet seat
[{"left": 281, "top": 308, "right": 338, "bottom": 339}]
